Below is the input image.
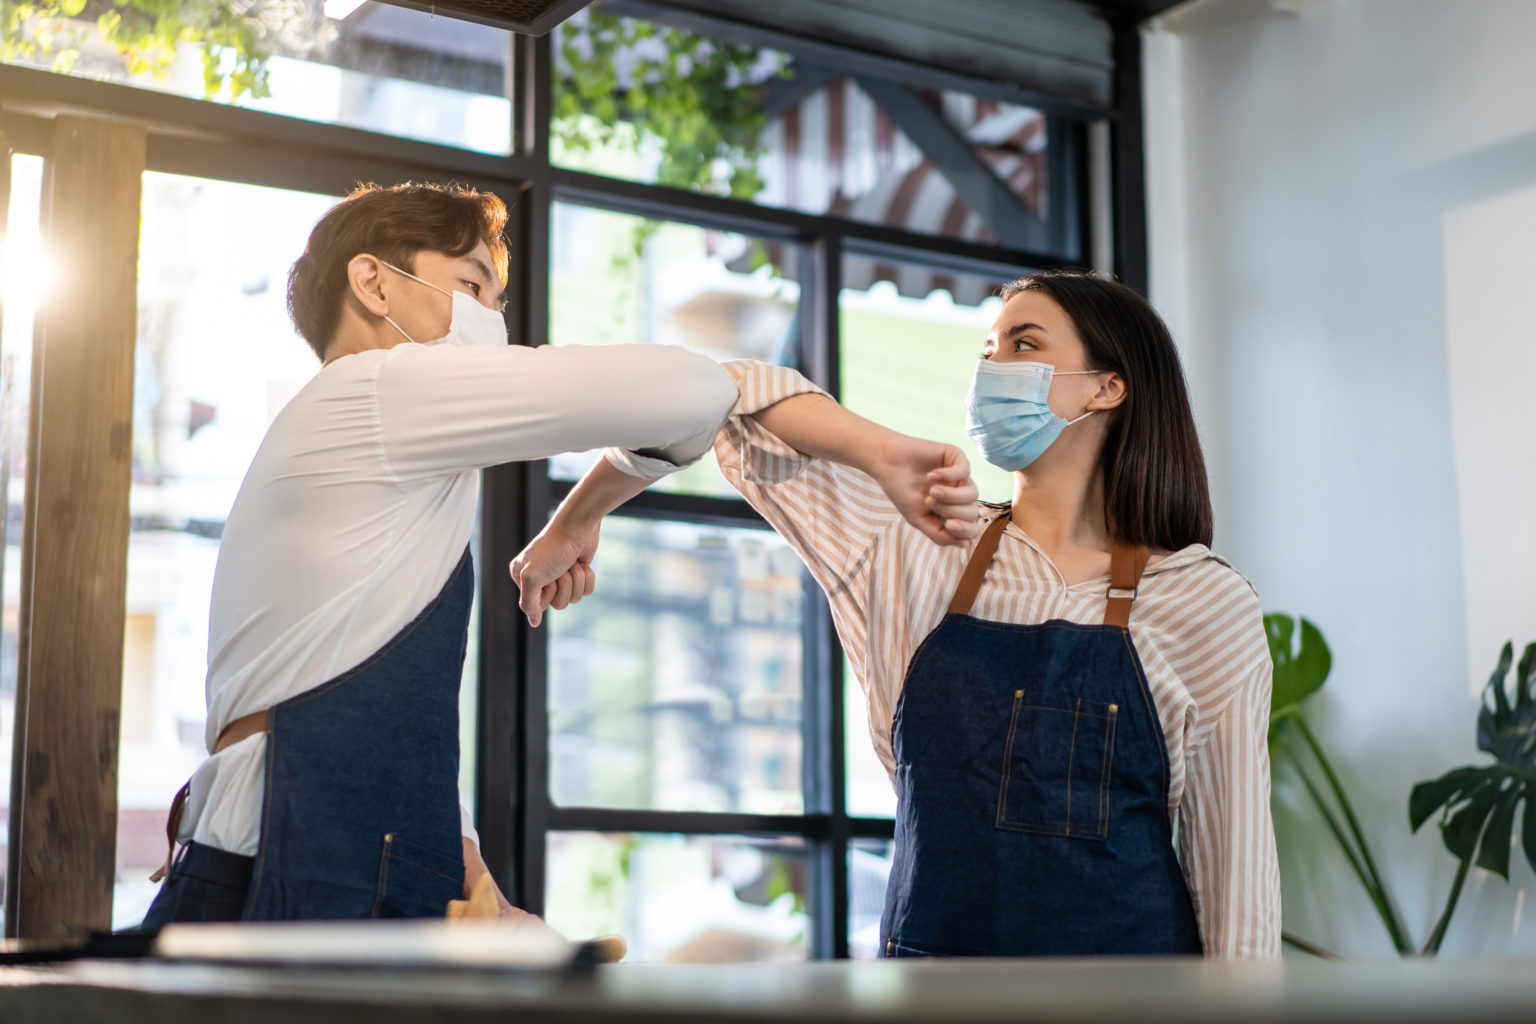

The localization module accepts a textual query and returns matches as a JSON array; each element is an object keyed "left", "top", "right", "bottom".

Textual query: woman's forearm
[{"left": 748, "top": 392, "right": 895, "bottom": 474}]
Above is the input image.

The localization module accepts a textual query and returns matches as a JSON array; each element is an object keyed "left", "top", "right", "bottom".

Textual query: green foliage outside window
[
  {"left": 0, "top": 0, "right": 309, "bottom": 101},
  {"left": 554, "top": 9, "right": 786, "bottom": 202}
]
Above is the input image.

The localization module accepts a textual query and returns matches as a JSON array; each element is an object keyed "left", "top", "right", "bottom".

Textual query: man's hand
[
  {"left": 510, "top": 518, "right": 599, "bottom": 628},
  {"left": 868, "top": 433, "right": 981, "bottom": 547}
]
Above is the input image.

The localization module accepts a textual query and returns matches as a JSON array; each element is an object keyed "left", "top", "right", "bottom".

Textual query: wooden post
[{"left": 5, "top": 116, "right": 145, "bottom": 939}]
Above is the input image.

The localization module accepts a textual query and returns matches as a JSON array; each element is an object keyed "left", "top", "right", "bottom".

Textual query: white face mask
[{"left": 380, "top": 261, "right": 507, "bottom": 348}]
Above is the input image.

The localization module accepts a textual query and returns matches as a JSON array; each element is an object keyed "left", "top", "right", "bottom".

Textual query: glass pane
[
  {"left": 1, "top": 3, "right": 513, "bottom": 154},
  {"left": 548, "top": 515, "right": 805, "bottom": 815},
  {"left": 847, "top": 839, "right": 894, "bottom": 960},
  {"left": 546, "top": 831, "right": 810, "bottom": 962},
  {"left": 845, "top": 658, "right": 895, "bottom": 819},
  {"left": 553, "top": 3, "right": 1055, "bottom": 250},
  {"left": 838, "top": 261, "right": 1014, "bottom": 503},
  {"left": 0, "top": 153, "right": 46, "bottom": 915},
  {"left": 548, "top": 201, "right": 800, "bottom": 497},
  {"left": 112, "top": 173, "right": 483, "bottom": 927}
]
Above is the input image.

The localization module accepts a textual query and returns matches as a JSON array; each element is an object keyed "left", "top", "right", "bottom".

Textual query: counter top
[{"left": 4, "top": 955, "right": 1535, "bottom": 1024}]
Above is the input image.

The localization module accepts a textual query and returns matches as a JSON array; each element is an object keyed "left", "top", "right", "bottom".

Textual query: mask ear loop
[
  {"left": 382, "top": 316, "right": 415, "bottom": 345},
  {"left": 1053, "top": 368, "right": 1105, "bottom": 428}
]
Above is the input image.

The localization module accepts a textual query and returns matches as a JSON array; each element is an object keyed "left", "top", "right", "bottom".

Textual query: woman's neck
[{"left": 1009, "top": 457, "right": 1110, "bottom": 558}]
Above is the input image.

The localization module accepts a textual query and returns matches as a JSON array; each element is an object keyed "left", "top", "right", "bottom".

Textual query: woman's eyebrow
[{"left": 1004, "top": 322, "right": 1049, "bottom": 339}]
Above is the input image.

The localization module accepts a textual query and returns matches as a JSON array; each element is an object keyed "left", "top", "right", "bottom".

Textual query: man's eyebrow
[{"left": 465, "top": 256, "right": 506, "bottom": 304}]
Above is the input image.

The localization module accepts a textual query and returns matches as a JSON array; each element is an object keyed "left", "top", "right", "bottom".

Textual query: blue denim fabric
[
  {"left": 879, "top": 615, "right": 1203, "bottom": 957},
  {"left": 141, "top": 546, "right": 477, "bottom": 924},
  {"left": 138, "top": 841, "right": 254, "bottom": 931}
]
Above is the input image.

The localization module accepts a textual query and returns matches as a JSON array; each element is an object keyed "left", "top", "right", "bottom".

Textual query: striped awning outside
[{"left": 724, "top": 79, "right": 1043, "bottom": 305}]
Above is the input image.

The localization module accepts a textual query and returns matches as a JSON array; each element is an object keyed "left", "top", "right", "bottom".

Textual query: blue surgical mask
[{"left": 964, "top": 360, "right": 1099, "bottom": 472}]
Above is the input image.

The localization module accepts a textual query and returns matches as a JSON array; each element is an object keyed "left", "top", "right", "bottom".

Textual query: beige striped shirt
[{"left": 712, "top": 360, "right": 1281, "bottom": 959}]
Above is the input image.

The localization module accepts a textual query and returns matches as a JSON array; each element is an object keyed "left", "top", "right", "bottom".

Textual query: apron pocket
[
  {"left": 371, "top": 833, "right": 465, "bottom": 918},
  {"left": 995, "top": 689, "right": 1119, "bottom": 840}
]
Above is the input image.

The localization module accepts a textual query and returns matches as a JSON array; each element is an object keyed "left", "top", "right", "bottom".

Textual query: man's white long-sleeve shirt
[{"left": 181, "top": 340, "right": 736, "bottom": 856}]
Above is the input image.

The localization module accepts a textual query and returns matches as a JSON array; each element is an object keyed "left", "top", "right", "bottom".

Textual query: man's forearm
[
  {"left": 553, "top": 457, "right": 654, "bottom": 532},
  {"left": 748, "top": 392, "right": 894, "bottom": 475}
]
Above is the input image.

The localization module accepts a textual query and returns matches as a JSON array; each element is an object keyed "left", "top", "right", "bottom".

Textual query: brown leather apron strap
[
  {"left": 1104, "top": 541, "right": 1151, "bottom": 629},
  {"left": 150, "top": 708, "right": 271, "bottom": 882},
  {"left": 947, "top": 513, "right": 1012, "bottom": 617}
]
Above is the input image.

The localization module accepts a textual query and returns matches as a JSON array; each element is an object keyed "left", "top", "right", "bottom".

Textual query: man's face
[{"left": 385, "top": 240, "right": 505, "bottom": 345}]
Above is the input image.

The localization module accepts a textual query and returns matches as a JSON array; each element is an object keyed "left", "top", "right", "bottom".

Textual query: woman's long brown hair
[{"left": 1000, "top": 270, "right": 1214, "bottom": 550}]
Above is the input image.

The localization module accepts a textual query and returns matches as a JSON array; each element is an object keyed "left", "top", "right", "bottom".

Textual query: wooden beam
[{"left": 5, "top": 115, "right": 145, "bottom": 940}]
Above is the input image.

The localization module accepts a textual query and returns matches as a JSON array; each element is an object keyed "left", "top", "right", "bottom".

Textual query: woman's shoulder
[{"left": 1139, "top": 546, "right": 1268, "bottom": 653}]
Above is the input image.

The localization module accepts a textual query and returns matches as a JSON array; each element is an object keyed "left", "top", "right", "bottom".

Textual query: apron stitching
[
  {"left": 1064, "top": 698, "right": 1081, "bottom": 835},
  {"left": 371, "top": 834, "right": 394, "bottom": 917},
  {"left": 1099, "top": 709, "right": 1119, "bottom": 836},
  {"left": 995, "top": 690, "right": 1025, "bottom": 827}
]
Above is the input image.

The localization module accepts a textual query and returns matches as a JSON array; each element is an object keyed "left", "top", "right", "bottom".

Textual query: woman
[{"left": 515, "top": 269, "right": 1279, "bottom": 959}]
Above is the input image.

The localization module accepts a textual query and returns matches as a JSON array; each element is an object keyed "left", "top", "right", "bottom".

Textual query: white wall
[{"left": 1145, "top": 0, "right": 1536, "bottom": 956}]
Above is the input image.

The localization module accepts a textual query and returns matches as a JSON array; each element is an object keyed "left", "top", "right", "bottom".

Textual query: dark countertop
[{"left": 3, "top": 956, "right": 1535, "bottom": 1024}]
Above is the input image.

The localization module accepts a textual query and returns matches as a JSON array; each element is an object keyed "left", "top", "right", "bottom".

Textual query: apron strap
[
  {"left": 947, "top": 513, "right": 1012, "bottom": 617},
  {"left": 150, "top": 708, "right": 270, "bottom": 882},
  {"left": 1104, "top": 541, "right": 1152, "bottom": 629}
]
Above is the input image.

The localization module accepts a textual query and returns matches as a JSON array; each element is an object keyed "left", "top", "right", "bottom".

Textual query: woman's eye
[{"left": 1012, "top": 338, "right": 1033, "bottom": 352}]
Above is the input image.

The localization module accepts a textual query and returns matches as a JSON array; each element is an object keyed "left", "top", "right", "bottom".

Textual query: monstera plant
[
  {"left": 1409, "top": 641, "right": 1536, "bottom": 954},
  {"left": 1267, "top": 616, "right": 1536, "bottom": 957}
]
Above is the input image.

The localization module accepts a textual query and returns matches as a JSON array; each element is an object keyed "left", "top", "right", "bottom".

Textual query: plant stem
[
  {"left": 1282, "top": 931, "right": 1343, "bottom": 960},
  {"left": 1421, "top": 857, "right": 1471, "bottom": 956},
  {"left": 1291, "top": 712, "right": 1414, "bottom": 954},
  {"left": 1289, "top": 753, "right": 1401, "bottom": 949},
  {"left": 1289, "top": 752, "right": 1373, "bottom": 897}
]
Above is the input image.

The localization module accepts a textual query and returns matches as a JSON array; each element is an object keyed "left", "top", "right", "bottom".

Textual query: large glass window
[
  {"left": 546, "top": 832, "right": 810, "bottom": 962},
  {"left": 0, "top": 2, "right": 514, "bottom": 153},
  {"left": 553, "top": 3, "right": 1056, "bottom": 251},
  {"left": 547, "top": 201, "right": 800, "bottom": 497},
  {"left": 548, "top": 516, "right": 805, "bottom": 815},
  {"left": 0, "top": 153, "right": 45, "bottom": 916}
]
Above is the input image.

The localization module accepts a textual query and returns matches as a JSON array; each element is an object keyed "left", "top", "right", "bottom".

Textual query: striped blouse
[{"left": 709, "top": 360, "right": 1282, "bottom": 959}]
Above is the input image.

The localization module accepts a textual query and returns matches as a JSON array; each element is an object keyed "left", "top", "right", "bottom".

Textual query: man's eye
[{"left": 464, "top": 281, "right": 480, "bottom": 295}]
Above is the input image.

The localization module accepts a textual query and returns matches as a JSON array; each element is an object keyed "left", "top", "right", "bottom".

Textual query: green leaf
[
  {"left": 1524, "top": 799, "right": 1536, "bottom": 877},
  {"left": 60, "top": 0, "right": 87, "bottom": 16},
  {"left": 1266, "top": 613, "right": 1331, "bottom": 718},
  {"left": 1517, "top": 642, "right": 1536, "bottom": 710},
  {"left": 1442, "top": 778, "right": 1498, "bottom": 862},
  {"left": 1474, "top": 781, "right": 1522, "bottom": 881},
  {"left": 1409, "top": 765, "right": 1486, "bottom": 831}
]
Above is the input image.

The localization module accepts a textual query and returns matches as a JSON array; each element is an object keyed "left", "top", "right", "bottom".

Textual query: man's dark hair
[{"left": 287, "top": 182, "right": 509, "bottom": 360}]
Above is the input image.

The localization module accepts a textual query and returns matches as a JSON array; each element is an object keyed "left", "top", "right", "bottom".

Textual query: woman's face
[{"left": 983, "top": 289, "right": 1101, "bottom": 421}]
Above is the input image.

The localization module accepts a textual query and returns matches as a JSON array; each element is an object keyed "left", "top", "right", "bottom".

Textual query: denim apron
[
  {"left": 233, "top": 546, "right": 475, "bottom": 920},
  {"left": 879, "top": 515, "right": 1203, "bottom": 957}
]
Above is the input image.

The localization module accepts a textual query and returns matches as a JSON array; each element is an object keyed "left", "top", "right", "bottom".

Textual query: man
[{"left": 139, "top": 182, "right": 736, "bottom": 927}]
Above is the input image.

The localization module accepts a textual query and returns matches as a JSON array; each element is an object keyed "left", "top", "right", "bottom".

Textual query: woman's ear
[
  {"left": 1087, "top": 372, "right": 1128, "bottom": 413},
  {"left": 346, "top": 253, "right": 391, "bottom": 317}
]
